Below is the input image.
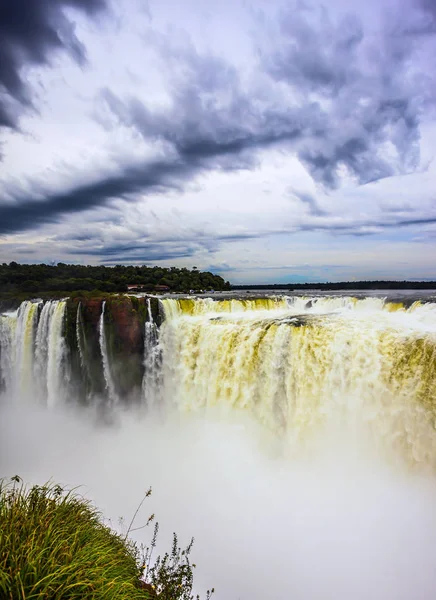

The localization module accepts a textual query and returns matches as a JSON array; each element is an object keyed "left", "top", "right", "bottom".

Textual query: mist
[{"left": 1, "top": 399, "right": 436, "bottom": 600}]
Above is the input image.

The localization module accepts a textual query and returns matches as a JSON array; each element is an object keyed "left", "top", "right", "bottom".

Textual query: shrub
[{"left": 0, "top": 477, "right": 213, "bottom": 600}]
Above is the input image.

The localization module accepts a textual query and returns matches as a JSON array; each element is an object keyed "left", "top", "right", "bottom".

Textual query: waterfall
[
  {"left": 99, "top": 301, "right": 118, "bottom": 403},
  {"left": 1, "top": 293, "right": 436, "bottom": 468},
  {"left": 34, "top": 301, "right": 54, "bottom": 399},
  {"left": 142, "top": 298, "right": 162, "bottom": 406},
  {"left": 46, "top": 301, "right": 66, "bottom": 407},
  {"left": 0, "top": 313, "right": 15, "bottom": 393},
  {"left": 33, "top": 300, "right": 67, "bottom": 406},
  {"left": 14, "top": 301, "right": 40, "bottom": 399},
  {"left": 0, "top": 300, "right": 66, "bottom": 404},
  {"left": 161, "top": 296, "right": 289, "bottom": 319},
  {"left": 159, "top": 297, "right": 436, "bottom": 468}
]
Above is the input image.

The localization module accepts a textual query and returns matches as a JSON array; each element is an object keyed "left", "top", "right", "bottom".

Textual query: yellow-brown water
[
  {"left": 2, "top": 295, "right": 436, "bottom": 599},
  {"left": 160, "top": 296, "right": 436, "bottom": 468}
]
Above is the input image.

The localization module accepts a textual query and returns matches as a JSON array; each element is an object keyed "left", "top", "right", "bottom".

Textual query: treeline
[
  {"left": 232, "top": 281, "right": 436, "bottom": 290},
  {"left": 0, "top": 262, "right": 230, "bottom": 294}
]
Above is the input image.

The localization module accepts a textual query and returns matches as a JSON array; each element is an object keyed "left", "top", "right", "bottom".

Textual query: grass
[{"left": 0, "top": 477, "right": 213, "bottom": 600}]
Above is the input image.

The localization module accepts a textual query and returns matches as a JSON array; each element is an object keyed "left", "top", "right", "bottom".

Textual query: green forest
[{"left": 0, "top": 262, "right": 230, "bottom": 294}]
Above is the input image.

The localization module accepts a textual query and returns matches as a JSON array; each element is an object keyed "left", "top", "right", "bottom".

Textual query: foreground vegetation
[
  {"left": 0, "top": 262, "right": 230, "bottom": 294},
  {"left": 0, "top": 477, "right": 213, "bottom": 600}
]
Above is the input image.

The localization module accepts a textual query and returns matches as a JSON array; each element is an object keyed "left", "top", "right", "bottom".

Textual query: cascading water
[
  {"left": 1, "top": 293, "right": 436, "bottom": 467},
  {"left": 162, "top": 296, "right": 289, "bottom": 319},
  {"left": 34, "top": 301, "right": 53, "bottom": 391},
  {"left": 46, "top": 301, "right": 67, "bottom": 407},
  {"left": 142, "top": 298, "right": 162, "bottom": 406},
  {"left": 99, "top": 300, "right": 118, "bottom": 404},
  {"left": 34, "top": 300, "right": 66, "bottom": 404},
  {"left": 0, "top": 313, "right": 15, "bottom": 393},
  {"left": 159, "top": 296, "right": 436, "bottom": 468},
  {"left": 13, "top": 301, "right": 40, "bottom": 399},
  {"left": 2, "top": 293, "right": 436, "bottom": 599},
  {"left": 0, "top": 300, "right": 66, "bottom": 405}
]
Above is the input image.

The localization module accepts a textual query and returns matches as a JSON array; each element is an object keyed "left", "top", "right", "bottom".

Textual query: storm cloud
[
  {"left": 0, "top": 0, "right": 107, "bottom": 128},
  {"left": 0, "top": 0, "right": 435, "bottom": 281},
  {"left": 98, "top": 0, "right": 434, "bottom": 189},
  {"left": 0, "top": 158, "right": 194, "bottom": 234}
]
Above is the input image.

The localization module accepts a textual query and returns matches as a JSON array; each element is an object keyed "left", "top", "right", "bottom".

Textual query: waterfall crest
[
  {"left": 34, "top": 300, "right": 66, "bottom": 405},
  {"left": 161, "top": 296, "right": 289, "bottom": 319},
  {"left": 159, "top": 296, "right": 436, "bottom": 467},
  {"left": 0, "top": 300, "right": 66, "bottom": 404},
  {"left": 1, "top": 294, "right": 436, "bottom": 467}
]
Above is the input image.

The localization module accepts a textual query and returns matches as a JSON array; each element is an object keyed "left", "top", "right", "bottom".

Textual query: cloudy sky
[{"left": 0, "top": 0, "right": 435, "bottom": 283}]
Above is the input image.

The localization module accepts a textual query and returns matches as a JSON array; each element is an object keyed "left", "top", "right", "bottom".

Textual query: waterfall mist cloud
[
  {"left": 2, "top": 296, "right": 436, "bottom": 598},
  {"left": 1, "top": 401, "right": 436, "bottom": 600}
]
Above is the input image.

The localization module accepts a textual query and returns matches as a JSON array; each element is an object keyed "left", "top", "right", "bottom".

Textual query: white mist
[{"left": 1, "top": 402, "right": 436, "bottom": 600}]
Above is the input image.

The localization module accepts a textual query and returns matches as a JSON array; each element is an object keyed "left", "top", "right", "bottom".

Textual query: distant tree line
[
  {"left": 0, "top": 262, "right": 230, "bottom": 294},
  {"left": 232, "top": 281, "right": 436, "bottom": 290}
]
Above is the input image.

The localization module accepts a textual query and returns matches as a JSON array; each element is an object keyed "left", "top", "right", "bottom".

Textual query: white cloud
[{"left": 0, "top": 0, "right": 435, "bottom": 282}]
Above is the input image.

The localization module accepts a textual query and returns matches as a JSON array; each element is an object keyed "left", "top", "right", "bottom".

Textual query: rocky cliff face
[
  {"left": 103, "top": 297, "right": 145, "bottom": 398},
  {"left": 63, "top": 295, "right": 160, "bottom": 403},
  {"left": 0, "top": 293, "right": 162, "bottom": 403}
]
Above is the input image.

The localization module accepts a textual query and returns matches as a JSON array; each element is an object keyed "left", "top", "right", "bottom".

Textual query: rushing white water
[
  {"left": 34, "top": 300, "right": 66, "bottom": 404},
  {"left": 160, "top": 296, "right": 436, "bottom": 468},
  {"left": 46, "top": 301, "right": 67, "bottom": 407},
  {"left": 34, "top": 301, "right": 52, "bottom": 393},
  {"left": 0, "top": 300, "right": 66, "bottom": 405},
  {"left": 99, "top": 300, "right": 118, "bottom": 404},
  {"left": 142, "top": 298, "right": 162, "bottom": 406},
  {"left": 13, "top": 301, "right": 40, "bottom": 399},
  {"left": 2, "top": 293, "right": 436, "bottom": 599},
  {"left": 1, "top": 294, "right": 435, "bottom": 463},
  {"left": 162, "top": 296, "right": 289, "bottom": 319},
  {"left": 0, "top": 313, "right": 15, "bottom": 393}
]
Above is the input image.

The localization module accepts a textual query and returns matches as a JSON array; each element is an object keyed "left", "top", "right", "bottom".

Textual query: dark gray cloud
[
  {"left": 0, "top": 0, "right": 107, "bottom": 128},
  {"left": 97, "top": 33, "right": 318, "bottom": 180},
  {"left": 80, "top": 243, "right": 199, "bottom": 262},
  {"left": 100, "top": 87, "right": 305, "bottom": 172},
  {"left": 294, "top": 213, "right": 436, "bottom": 236},
  {"left": 258, "top": 3, "right": 432, "bottom": 187},
  {"left": 261, "top": 9, "right": 364, "bottom": 96},
  {"left": 99, "top": 43, "right": 307, "bottom": 169},
  {"left": 0, "top": 158, "right": 192, "bottom": 234},
  {"left": 3, "top": 193, "right": 436, "bottom": 267},
  {"left": 0, "top": 0, "right": 435, "bottom": 240},
  {"left": 51, "top": 224, "right": 260, "bottom": 261},
  {"left": 100, "top": 0, "right": 434, "bottom": 189}
]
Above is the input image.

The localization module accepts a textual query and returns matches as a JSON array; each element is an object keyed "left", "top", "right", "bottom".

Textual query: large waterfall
[
  {"left": 1, "top": 293, "right": 436, "bottom": 467},
  {"left": 0, "top": 300, "right": 66, "bottom": 405},
  {"left": 2, "top": 293, "right": 436, "bottom": 599},
  {"left": 13, "top": 301, "right": 40, "bottom": 399},
  {"left": 158, "top": 295, "right": 436, "bottom": 468}
]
